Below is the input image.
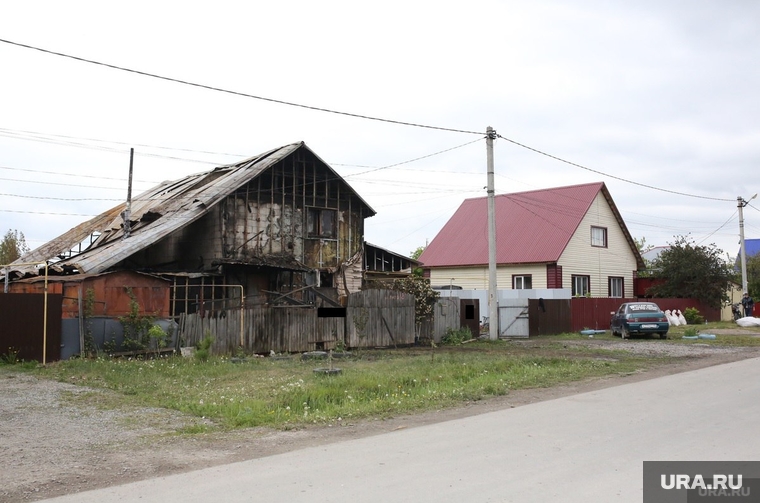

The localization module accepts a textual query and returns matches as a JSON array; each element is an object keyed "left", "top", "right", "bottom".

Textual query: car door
[{"left": 611, "top": 304, "right": 626, "bottom": 332}]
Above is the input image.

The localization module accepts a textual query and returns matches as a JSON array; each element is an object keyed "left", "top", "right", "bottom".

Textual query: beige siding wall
[
  {"left": 430, "top": 264, "right": 547, "bottom": 290},
  {"left": 558, "top": 192, "right": 638, "bottom": 297},
  {"left": 428, "top": 192, "right": 638, "bottom": 298}
]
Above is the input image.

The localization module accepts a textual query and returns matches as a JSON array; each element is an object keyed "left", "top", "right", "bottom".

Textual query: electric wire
[
  {"left": 495, "top": 133, "right": 735, "bottom": 202},
  {"left": 0, "top": 38, "right": 483, "bottom": 136},
  {"left": 0, "top": 39, "right": 747, "bottom": 248}
]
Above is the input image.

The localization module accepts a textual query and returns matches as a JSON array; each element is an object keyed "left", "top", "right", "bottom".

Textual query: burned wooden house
[
  {"left": 7, "top": 142, "right": 375, "bottom": 315},
  {"left": 3, "top": 142, "right": 429, "bottom": 358}
]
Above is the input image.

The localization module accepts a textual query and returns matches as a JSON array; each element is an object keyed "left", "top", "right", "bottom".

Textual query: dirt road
[{"left": 2, "top": 337, "right": 758, "bottom": 502}]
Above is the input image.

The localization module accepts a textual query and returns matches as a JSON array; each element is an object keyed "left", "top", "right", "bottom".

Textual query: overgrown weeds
[{"left": 25, "top": 341, "right": 657, "bottom": 431}]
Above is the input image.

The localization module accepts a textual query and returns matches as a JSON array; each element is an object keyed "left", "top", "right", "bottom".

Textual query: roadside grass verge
[{"left": 15, "top": 341, "right": 663, "bottom": 431}]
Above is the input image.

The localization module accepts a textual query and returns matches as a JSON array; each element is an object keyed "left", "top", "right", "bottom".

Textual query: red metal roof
[{"left": 418, "top": 182, "right": 607, "bottom": 267}]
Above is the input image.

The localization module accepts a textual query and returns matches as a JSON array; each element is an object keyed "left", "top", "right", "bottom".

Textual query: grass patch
[
  {"left": 18, "top": 344, "right": 655, "bottom": 431},
  {"left": 21, "top": 331, "right": 755, "bottom": 432}
]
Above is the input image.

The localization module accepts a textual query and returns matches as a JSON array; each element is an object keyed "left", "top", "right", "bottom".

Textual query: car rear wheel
[{"left": 659, "top": 333, "right": 668, "bottom": 339}]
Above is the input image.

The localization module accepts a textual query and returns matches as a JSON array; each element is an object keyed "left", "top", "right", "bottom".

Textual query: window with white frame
[
  {"left": 513, "top": 275, "right": 532, "bottom": 289},
  {"left": 591, "top": 226, "right": 607, "bottom": 248},
  {"left": 572, "top": 275, "right": 590, "bottom": 296},
  {"left": 609, "top": 276, "right": 623, "bottom": 298}
]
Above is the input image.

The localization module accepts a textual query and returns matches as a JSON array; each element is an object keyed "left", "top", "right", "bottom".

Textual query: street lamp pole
[{"left": 738, "top": 194, "right": 757, "bottom": 294}]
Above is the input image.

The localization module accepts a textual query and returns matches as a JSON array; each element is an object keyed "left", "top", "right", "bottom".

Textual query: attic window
[
  {"left": 307, "top": 207, "right": 336, "bottom": 238},
  {"left": 591, "top": 226, "right": 607, "bottom": 248}
]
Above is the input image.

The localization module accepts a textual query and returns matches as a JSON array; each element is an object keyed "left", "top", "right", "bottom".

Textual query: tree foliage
[
  {"left": 389, "top": 276, "right": 439, "bottom": 324},
  {"left": 410, "top": 246, "right": 425, "bottom": 260},
  {"left": 0, "top": 229, "right": 29, "bottom": 265},
  {"left": 633, "top": 236, "right": 652, "bottom": 255},
  {"left": 746, "top": 253, "right": 760, "bottom": 298},
  {"left": 646, "top": 235, "right": 733, "bottom": 309}
]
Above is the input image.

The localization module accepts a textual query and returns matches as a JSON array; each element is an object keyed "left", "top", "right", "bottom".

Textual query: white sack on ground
[{"left": 736, "top": 317, "right": 760, "bottom": 327}]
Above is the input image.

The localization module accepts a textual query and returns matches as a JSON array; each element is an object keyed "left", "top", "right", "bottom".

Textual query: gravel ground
[{"left": 2, "top": 335, "right": 759, "bottom": 502}]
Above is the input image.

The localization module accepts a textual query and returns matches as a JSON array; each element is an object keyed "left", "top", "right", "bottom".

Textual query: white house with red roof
[{"left": 418, "top": 182, "right": 644, "bottom": 298}]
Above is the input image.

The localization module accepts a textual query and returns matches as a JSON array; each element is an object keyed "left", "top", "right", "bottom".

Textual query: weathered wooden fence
[
  {"left": 346, "top": 289, "right": 415, "bottom": 348},
  {"left": 178, "top": 289, "right": 415, "bottom": 354},
  {"left": 419, "top": 297, "right": 460, "bottom": 343}
]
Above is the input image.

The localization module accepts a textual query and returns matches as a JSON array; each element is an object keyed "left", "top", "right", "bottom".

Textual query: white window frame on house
[
  {"left": 609, "top": 276, "right": 624, "bottom": 298},
  {"left": 307, "top": 207, "right": 337, "bottom": 239},
  {"left": 591, "top": 226, "right": 608, "bottom": 248},
  {"left": 572, "top": 275, "right": 590, "bottom": 297},
  {"left": 513, "top": 274, "right": 532, "bottom": 289}
]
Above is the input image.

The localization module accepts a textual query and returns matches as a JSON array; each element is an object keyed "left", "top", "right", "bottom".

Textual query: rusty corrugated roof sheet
[
  {"left": 8, "top": 142, "right": 374, "bottom": 278},
  {"left": 418, "top": 182, "right": 643, "bottom": 268}
]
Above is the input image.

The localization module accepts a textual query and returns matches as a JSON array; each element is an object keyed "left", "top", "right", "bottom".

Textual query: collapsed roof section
[{"left": 6, "top": 142, "right": 374, "bottom": 280}]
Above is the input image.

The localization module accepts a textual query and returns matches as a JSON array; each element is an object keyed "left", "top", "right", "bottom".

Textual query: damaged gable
[{"left": 6, "top": 143, "right": 375, "bottom": 291}]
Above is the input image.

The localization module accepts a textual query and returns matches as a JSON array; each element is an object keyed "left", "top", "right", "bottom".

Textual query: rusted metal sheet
[{"left": 7, "top": 271, "right": 170, "bottom": 318}]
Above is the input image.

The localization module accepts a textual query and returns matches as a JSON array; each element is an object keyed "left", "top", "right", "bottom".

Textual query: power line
[
  {"left": 0, "top": 208, "right": 94, "bottom": 216},
  {"left": 0, "top": 38, "right": 483, "bottom": 137},
  {"left": 0, "top": 165, "right": 157, "bottom": 184},
  {"left": 697, "top": 210, "right": 738, "bottom": 245},
  {"left": 342, "top": 137, "right": 484, "bottom": 178},
  {"left": 0, "top": 176, "right": 147, "bottom": 191},
  {"left": 0, "top": 192, "right": 120, "bottom": 202},
  {"left": 0, "top": 127, "right": 246, "bottom": 158},
  {"left": 494, "top": 133, "right": 735, "bottom": 202}
]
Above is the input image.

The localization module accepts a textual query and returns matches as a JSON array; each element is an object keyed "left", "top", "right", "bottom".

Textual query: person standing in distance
[{"left": 741, "top": 292, "right": 754, "bottom": 317}]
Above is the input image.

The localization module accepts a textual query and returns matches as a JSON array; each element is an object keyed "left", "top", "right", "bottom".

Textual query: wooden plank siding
[
  {"left": 178, "top": 289, "right": 415, "bottom": 354},
  {"left": 558, "top": 192, "right": 638, "bottom": 297},
  {"left": 346, "top": 290, "right": 415, "bottom": 348}
]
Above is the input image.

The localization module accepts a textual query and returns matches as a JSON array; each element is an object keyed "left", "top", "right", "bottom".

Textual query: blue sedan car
[{"left": 610, "top": 302, "right": 669, "bottom": 339}]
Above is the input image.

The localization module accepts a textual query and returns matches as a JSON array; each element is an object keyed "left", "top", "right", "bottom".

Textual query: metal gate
[{"left": 498, "top": 299, "right": 529, "bottom": 338}]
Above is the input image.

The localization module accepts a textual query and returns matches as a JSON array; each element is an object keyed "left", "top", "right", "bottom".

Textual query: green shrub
[
  {"left": 1, "top": 347, "right": 19, "bottom": 365},
  {"left": 683, "top": 307, "right": 704, "bottom": 325},
  {"left": 441, "top": 327, "right": 473, "bottom": 345},
  {"left": 194, "top": 334, "right": 213, "bottom": 362},
  {"left": 683, "top": 327, "right": 699, "bottom": 337},
  {"left": 148, "top": 324, "right": 168, "bottom": 350}
]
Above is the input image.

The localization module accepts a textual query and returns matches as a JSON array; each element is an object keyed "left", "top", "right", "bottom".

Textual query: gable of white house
[
  {"left": 427, "top": 192, "right": 638, "bottom": 296},
  {"left": 557, "top": 192, "right": 638, "bottom": 297}
]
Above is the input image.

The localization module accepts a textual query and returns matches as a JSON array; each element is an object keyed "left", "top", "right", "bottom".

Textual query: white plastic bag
[{"left": 736, "top": 317, "right": 760, "bottom": 327}]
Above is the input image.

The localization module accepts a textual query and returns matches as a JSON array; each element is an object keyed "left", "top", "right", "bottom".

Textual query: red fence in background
[{"left": 570, "top": 297, "right": 720, "bottom": 332}]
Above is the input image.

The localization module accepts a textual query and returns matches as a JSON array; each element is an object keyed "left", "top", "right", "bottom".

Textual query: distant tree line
[{"left": 0, "top": 229, "right": 29, "bottom": 264}]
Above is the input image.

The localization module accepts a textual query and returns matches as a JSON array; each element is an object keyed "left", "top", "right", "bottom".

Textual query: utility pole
[
  {"left": 738, "top": 194, "right": 757, "bottom": 294},
  {"left": 123, "top": 148, "right": 134, "bottom": 239},
  {"left": 486, "top": 127, "right": 498, "bottom": 341}
]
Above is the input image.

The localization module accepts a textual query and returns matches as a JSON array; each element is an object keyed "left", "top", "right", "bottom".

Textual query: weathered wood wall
[
  {"left": 346, "top": 289, "right": 415, "bottom": 348},
  {"left": 419, "top": 297, "right": 460, "bottom": 343},
  {"left": 178, "top": 289, "right": 415, "bottom": 354}
]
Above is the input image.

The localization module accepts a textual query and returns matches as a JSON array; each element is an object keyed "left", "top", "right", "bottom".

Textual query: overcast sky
[{"left": 2, "top": 1, "right": 759, "bottom": 263}]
